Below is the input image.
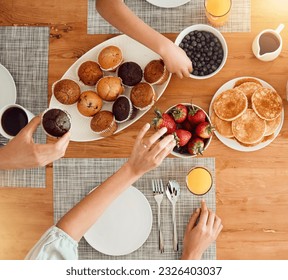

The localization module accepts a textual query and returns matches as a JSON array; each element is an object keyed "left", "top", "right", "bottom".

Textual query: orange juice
[
  {"left": 204, "top": 0, "right": 231, "bottom": 27},
  {"left": 186, "top": 167, "right": 212, "bottom": 195}
]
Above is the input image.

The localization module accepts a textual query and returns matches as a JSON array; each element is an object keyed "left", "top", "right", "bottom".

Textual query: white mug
[
  {"left": 0, "top": 104, "right": 34, "bottom": 139},
  {"left": 252, "top": 24, "right": 284, "bottom": 62}
]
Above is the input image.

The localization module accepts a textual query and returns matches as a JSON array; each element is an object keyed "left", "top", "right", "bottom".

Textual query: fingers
[
  {"left": 198, "top": 200, "right": 209, "bottom": 225},
  {"left": 55, "top": 131, "right": 70, "bottom": 152},
  {"left": 135, "top": 123, "right": 151, "bottom": 147},
  {"left": 186, "top": 208, "right": 200, "bottom": 232},
  {"left": 19, "top": 115, "right": 41, "bottom": 139},
  {"left": 144, "top": 126, "right": 167, "bottom": 147},
  {"left": 207, "top": 209, "right": 216, "bottom": 228},
  {"left": 153, "top": 136, "right": 176, "bottom": 162}
]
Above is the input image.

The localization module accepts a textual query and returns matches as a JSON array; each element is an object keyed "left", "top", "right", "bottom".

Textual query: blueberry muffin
[{"left": 77, "top": 91, "right": 103, "bottom": 117}]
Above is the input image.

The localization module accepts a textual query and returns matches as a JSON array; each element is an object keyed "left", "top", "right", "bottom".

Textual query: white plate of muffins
[
  {"left": 49, "top": 35, "right": 171, "bottom": 142},
  {"left": 209, "top": 77, "right": 284, "bottom": 152}
]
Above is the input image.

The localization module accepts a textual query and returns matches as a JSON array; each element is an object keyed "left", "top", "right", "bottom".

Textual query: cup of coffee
[
  {"left": 252, "top": 24, "right": 284, "bottom": 62},
  {"left": 0, "top": 104, "right": 34, "bottom": 139}
]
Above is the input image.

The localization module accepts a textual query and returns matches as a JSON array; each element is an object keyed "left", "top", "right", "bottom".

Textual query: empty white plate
[
  {"left": 0, "top": 64, "right": 17, "bottom": 110},
  {"left": 146, "top": 0, "right": 191, "bottom": 8},
  {"left": 84, "top": 186, "right": 152, "bottom": 256}
]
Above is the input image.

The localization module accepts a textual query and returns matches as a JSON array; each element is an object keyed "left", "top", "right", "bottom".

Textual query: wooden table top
[{"left": 1, "top": 0, "right": 288, "bottom": 260}]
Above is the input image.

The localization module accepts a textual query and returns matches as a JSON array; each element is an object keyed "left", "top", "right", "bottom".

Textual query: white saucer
[
  {"left": 0, "top": 64, "right": 17, "bottom": 110},
  {"left": 84, "top": 186, "right": 152, "bottom": 256}
]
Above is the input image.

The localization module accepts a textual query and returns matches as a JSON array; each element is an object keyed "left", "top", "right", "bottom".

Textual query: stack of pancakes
[{"left": 211, "top": 78, "right": 283, "bottom": 147}]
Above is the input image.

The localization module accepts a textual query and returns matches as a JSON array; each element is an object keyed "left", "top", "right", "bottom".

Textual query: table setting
[{"left": 1, "top": 0, "right": 288, "bottom": 261}]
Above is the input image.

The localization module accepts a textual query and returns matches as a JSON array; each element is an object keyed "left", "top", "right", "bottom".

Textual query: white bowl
[
  {"left": 165, "top": 103, "right": 212, "bottom": 158},
  {"left": 175, "top": 24, "right": 228, "bottom": 79}
]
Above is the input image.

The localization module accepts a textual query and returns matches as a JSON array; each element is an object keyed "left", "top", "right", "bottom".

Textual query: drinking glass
[
  {"left": 204, "top": 0, "right": 232, "bottom": 27},
  {"left": 186, "top": 166, "right": 213, "bottom": 196}
]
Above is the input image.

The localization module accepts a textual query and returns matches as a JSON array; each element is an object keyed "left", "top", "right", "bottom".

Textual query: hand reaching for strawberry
[{"left": 152, "top": 104, "right": 214, "bottom": 156}]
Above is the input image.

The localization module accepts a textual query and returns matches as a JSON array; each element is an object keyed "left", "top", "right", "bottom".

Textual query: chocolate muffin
[
  {"left": 42, "top": 108, "right": 71, "bottom": 138},
  {"left": 53, "top": 79, "right": 81, "bottom": 105},
  {"left": 112, "top": 95, "right": 135, "bottom": 123},
  {"left": 78, "top": 61, "right": 103, "bottom": 86},
  {"left": 117, "top": 61, "right": 143, "bottom": 87}
]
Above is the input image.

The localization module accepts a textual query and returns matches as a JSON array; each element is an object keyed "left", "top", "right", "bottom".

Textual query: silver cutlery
[
  {"left": 152, "top": 179, "right": 164, "bottom": 253},
  {"left": 166, "top": 180, "right": 180, "bottom": 251}
]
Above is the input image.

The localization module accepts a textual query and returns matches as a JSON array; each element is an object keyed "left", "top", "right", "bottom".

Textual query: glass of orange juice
[
  {"left": 186, "top": 167, "right": 213, "bottom": 196},
  {"left": 204, "top": 0, "right": 232, "bottom": 27}
]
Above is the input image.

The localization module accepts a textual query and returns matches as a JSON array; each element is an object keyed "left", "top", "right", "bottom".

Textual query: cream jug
[{"left": 252, "top": 24, "right": 284, "bottom": 61}]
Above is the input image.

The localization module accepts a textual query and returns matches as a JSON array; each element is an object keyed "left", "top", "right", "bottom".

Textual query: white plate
[
  {"left": 49, "top": 35, "right": 171, "bottom": 142},
  {"left": 146, "top": 0, "right": 191, "bottom": 8},
  {"left": 84, "top": 186, "right": 152, "bottom": 256},
  {"left": 209, "top": 77, "right": 284, "bottom": 152},
  {"left": 0, "top": 64, "right": 17, "bottom": 110}
]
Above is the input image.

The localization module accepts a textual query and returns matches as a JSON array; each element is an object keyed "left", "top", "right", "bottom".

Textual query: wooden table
[{"left": 1, "top": 0, "right": 288, "bottom": 260}]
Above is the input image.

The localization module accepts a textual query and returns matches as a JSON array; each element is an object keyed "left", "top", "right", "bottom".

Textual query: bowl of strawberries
[{"left": 152, "top": 103, "right": 213, "bottom": 158}]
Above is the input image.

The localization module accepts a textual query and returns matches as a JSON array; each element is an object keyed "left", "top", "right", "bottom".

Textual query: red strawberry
[
  {"left": 174, "top": 129, "right": 192, "bottom": 147},
  {"left": 195, "top": 122, "right": 214, "bottom": 138},
  {"left": 181, "top": 119, "right": 193, "bottom": 131},
  {"left": 171, "top": 104, "right": 188, "bottom": 123},
  {"left": 187, "top": 137, "right": 205, "bottom": 155},
  {"left": 152, "top": 108, "right": 176, "bottom": 134},
  {"left": 187, "top": 105, "right": 206, "bottom": 126}
]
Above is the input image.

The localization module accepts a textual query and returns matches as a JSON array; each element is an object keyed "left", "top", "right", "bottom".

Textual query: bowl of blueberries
[{"left": 175, "top": 24, "right": 228, "bottom": 79}]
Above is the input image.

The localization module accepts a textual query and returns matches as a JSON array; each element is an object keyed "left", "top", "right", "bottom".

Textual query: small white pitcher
[{"left": 252, "top": 24, "right": 285, "bottom": 62}]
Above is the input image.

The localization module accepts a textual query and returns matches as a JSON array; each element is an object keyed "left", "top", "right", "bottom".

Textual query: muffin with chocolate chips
[{"left": 77, "top": 91, "right": 103, "bottom": 117}]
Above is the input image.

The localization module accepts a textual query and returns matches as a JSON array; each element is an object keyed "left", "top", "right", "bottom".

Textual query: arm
[
  {"left": 96, "top": 0, "right": 192, "bottom": 78},
  {"left": 0, "top": 116, "right": 70, "bottom": 170},
  {"left": 56, "top": 124, "right": 176, "bottom": 242},
  {"left": 181, "top": 200, "right": 223, "bottom": 260}
]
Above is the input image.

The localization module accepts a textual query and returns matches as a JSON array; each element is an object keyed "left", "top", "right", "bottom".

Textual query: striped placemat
[
  {"left": 54, "top": 157, "right": 216, "bottom": 260},
  {"left": 0, "top": 26, "right": 49, "bottom": 188},
  {"left": 88, "top": 0, "right": 250, "bottom": 34}
]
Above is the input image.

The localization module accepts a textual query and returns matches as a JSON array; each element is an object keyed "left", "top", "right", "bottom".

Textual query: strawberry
[
  {"left": 171, "top": 104, "right": 188, "bottom": 123},
  {"left": 195, "top": 122, "right": 214, "bottom": 138},
  {"left": 187, "top": 137, "right": 205, "bottom": 155},
  {"left": 152, "top": 108, "right": 176, "bottom": 134},
  {"left": 174, "top": 129, "right": 192, "bottom": 147},
  {"left": 187, "top": 105, "right": 206, "bottom": 127},
  {"left": 181, "top": 119, "right": 193, "bottom": 132}
]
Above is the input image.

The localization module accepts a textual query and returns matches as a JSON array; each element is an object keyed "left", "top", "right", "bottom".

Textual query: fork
[{"left": 152, "top": 179, "right": 164, "bottom": 253}]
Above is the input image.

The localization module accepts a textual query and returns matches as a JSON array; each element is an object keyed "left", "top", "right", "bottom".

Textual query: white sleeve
[{"left": 25, "top": 226, "right": 78, "bottom": 260}]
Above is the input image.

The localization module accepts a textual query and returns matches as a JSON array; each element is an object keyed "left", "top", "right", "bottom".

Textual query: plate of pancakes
[{"left": 209, "top": 77, "right": 284, "bottom": 152}]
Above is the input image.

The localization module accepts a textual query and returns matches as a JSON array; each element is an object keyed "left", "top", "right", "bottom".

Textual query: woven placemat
[
  {"left": 0, "top": 26, "right": 49, "bottom": 188},
  {"left": 88, "top": 0, "right": 250, "bottom": 34},
  {"left": 54, "top": 157, "right": 216, "bottom": 260}
]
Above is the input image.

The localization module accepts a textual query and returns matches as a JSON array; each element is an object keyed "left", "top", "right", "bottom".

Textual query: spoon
[{"left": 166, "top": 180, "right": 180, "bottom": 251}]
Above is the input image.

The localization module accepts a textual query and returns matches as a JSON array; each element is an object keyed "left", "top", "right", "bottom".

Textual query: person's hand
[
  {"left": 0, "top": 115, "right": 70, "bottom": 170},
  {"left": 181, "top": 200, "right": 223, "bottom": 260},
  {"left": 160, "top": 40, "right": 193, "bottom": 79},
  {"left": 126, "top": 123, "right": 176, "bottom": 177}
]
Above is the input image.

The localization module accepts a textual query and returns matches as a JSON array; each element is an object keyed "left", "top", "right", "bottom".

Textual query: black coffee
[{"left": 1, "top": 107, "right": 28, "bottom": 136}]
